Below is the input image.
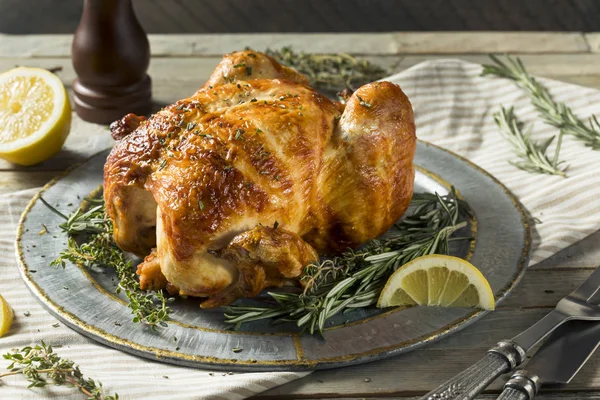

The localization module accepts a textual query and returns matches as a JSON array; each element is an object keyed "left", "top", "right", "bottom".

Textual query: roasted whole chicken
[{"left": 104, "top": 51, "right": 416, "bottom": 308}]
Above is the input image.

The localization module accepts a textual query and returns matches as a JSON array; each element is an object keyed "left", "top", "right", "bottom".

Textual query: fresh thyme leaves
[
  {"left": 356, "top": 95, "right": 371, "bottom": 108},
  {"left": 224, "top": 187, "right": 471, "bottom": 334},
  {"left": 39, "top": 197, "right": 107, "bottom": 235},
  {"left": 482, "top": 54, "right": 600, "bottom": 150},
  {"left": 494, "top": 107, "right": 567, "bottom": 177},
  {"left": 41, "top": 195, "right": 172, "bottom": 329},
  {"left": 1, "top": 341, "right": 119, "bottom": 399},
  {"left": 38, "top": 224, "right": 48, "bottom": 235},
  {"left": 264, "top": 47, "right": 390, "bottom": 92}
]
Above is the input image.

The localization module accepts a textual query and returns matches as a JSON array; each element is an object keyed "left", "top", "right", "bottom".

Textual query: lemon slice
[
  {"left": 377, "top": 255, "right": 495, "bottom": 310},
  {"left": 0, "top": 67, "right": 71, "bottom": 166},
  {"left": 0, "top": 293, "right": 14, "bottom": 337}
]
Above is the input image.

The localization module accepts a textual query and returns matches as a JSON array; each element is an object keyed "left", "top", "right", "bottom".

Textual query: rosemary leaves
[
  {"left": 482, "top": 54, "right": 600, "bottom": 150},
  {"left": 494, "top": 106, "right": 567, "bottom": 177},
  {"left": 1, "top": 342, "right": 119, "bottom": 399},
  {"left": 224, "top": 188, "right": 471, "bottom": 334},
  {"left": 265, "top": 47, "right": 390, "bottom": 92},
  {"left": 41, "top": 196, "right": 172, "bottom": 329}
]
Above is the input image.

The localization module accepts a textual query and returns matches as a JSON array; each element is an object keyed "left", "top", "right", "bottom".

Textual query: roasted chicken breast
[{"left": 104, "top": 51, "right": 416, "bottom": 308}]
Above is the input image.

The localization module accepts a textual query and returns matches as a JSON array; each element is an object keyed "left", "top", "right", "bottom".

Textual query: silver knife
[
  {"left": 498, "top": 320, "right": 600, "bottom": 400},
  {"left": 421, "top": 267, "right": 600, "bottom": 400}
]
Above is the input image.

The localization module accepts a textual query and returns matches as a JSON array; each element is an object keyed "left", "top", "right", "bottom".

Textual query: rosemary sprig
[
  {"left": 493, "top": 106, "right": 567, "bottom": 177},
  {"left": 265, "top": 47, "right": 390, "bottom": 92},
  {"left": 40, "top": 196, "right": 172, "bottom": 329},
  {"left": 1, "top": 341, "right": 118, "bottom": 399},
  {"left": 224, "top": 188, "right": 471, "bottom": 335},
  {"left": 482, "top": 54, "right": 600, "bottom": 150}
]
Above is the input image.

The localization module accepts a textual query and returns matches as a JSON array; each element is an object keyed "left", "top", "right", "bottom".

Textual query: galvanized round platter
[{"left": 16, "top": 141, "right": 531, "bottom": 371}]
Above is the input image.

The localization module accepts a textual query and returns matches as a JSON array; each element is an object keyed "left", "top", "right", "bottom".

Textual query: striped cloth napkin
[
  {"left": 393, "top": 59, "right": 600, "bottom": 265},
  {"left": 1, "top": 59, "right": 599, "bottom": 399}
]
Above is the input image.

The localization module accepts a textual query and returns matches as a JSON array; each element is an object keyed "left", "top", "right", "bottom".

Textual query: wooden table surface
[{"left": 2, "top": 32, "right": 600, "bottom": 400}]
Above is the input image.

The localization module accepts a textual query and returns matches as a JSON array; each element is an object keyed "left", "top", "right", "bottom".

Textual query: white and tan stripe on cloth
[
  {"left": 1, "top": 59, "right": 600, "bottom": 399},
  {"left": 392, "top": 59, "right": 600, "bottom": 265}
]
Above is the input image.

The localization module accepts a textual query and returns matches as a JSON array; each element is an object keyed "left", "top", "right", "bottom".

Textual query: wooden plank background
[{"left": 2, "top": 0, "right": 600, "bottom": 34}]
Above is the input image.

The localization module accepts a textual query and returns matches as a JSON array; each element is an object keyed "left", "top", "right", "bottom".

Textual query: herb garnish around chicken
[
  {"left": 264, "top": 47, "right": 391, "bottom": 93},
  {"left": 224, "top": 187, "right": 472, "bottom": 335},
  {"left": 40, "top": 194, "right": 172, "bottom": 329},
  {"left": 494, "top": 106, "right": 567, "bottom": 177},
  {"left": 482, "top": 54, "right": 600, "bottom": 150},
  {"left": 40, "top": 186, "right": 470, "bottom": 336},
  {"left": 1, "top": 341, "right": 119, "bottom": 399}
]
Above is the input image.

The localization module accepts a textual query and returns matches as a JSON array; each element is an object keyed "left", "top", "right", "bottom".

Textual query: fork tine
[{"left": 569, "top": 268, "right": 600, "bottom": 302}]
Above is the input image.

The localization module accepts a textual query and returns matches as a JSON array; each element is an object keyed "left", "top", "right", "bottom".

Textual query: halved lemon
[
  {"left": 0, "top": 67, "right": 71, "bottom": 166},
  {"left": 0, "top": 293, "right": 14, "bottom": 337},
  {"left": 377, "top": 255, "right": 495, "bottom": 310}
]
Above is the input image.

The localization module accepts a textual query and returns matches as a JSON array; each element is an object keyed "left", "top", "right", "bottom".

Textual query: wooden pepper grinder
[{"left": 72, "top": 0, "right": 152, "bottom": 124}]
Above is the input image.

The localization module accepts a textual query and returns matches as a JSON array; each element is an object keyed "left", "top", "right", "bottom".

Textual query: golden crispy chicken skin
[
  {"left": 103, "top": 50, "right": 416, "bottom": 307},
  {"left": 205, "top": 51, "right": 309, "bottom": 87},
  {"left": 201, "top": 225, "right": 319, "bottom": 308}
]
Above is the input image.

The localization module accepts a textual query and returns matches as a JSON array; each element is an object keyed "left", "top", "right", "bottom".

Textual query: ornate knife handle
[
  {"left": 420, "top": 340, "right": 526, "bottom": 400},
  {"left": 496, "top": 371, "right": 541, "bottom": 400}
]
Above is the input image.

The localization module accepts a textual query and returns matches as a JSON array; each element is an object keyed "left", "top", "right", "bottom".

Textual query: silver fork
[{"left": 420, "top": 267, "right": 600, "bottom": 400}]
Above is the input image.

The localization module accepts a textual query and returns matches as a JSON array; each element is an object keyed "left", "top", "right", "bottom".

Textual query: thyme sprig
[
  {"left": 224, "top": 188, "right": 471, "bottom": 335},
  {"left": 482, "top": 54, "right": 600, "bottom": 150},
  {"left": 1, "top": 341, "right": 118, "bottom": 399},
  {"left": 494, "top": 106, "right": 567, "bottom": 177},
  {"left": 40, "top": 196, "right": 172, "bottom": 329},
  {"left": 265, "top": 47, "right": 390, "bottom": 92}
]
